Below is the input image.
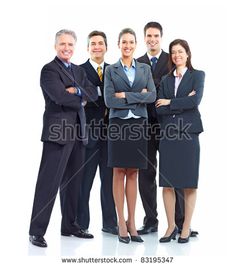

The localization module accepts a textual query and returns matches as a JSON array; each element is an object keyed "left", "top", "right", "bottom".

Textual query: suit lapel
[
  {"left": 141, "top": 53, "right": 151, "bottom": 66},
  {"left": 113, "top": 61, "right": 131, "bottom": 87},
  {"left": 166, "top": 74, "right": 175, "bottom": 98},
  {"left": 176, "top": 69, "right": 192, "bottom": 97},
  {"left": 155, "top": 52, "right": 167, "bottom": 78},
  {"left": 84, "top": 60, "right": 100, "bottom": 83},
  {"left": 132, "top": 61, "right": 143, "bottom": 88}
]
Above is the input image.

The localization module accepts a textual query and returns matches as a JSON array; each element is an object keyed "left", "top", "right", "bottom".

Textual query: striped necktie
[{"left": 97, "top": 66, "right": 103, "bottom": 81}]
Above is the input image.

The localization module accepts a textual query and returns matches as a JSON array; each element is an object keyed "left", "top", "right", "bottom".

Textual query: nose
[{"left": 65, "top": 44, "right": 70, "bottom": 50}]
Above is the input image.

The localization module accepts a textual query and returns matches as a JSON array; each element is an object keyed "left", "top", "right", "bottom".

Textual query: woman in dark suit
[
  {"left": 104, "top": 28, "right": 156, "bottom": 243},
  {"left": 156, "top": 39, "right": 205, "bottom": 243}
]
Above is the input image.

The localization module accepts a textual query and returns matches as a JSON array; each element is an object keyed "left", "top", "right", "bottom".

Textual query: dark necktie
[{"left": 151, "top": 57, "right": 158, "bottom": 71}]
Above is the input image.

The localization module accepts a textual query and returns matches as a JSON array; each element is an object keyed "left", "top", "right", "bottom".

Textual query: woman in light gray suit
[{"left": 104, "top": 28, "right": 156, "bottom": 243}]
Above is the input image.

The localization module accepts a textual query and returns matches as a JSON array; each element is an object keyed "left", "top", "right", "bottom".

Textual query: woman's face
[
  {"left": 118, "top": 33, "right": 136, "bottom": 58},
  {"left": 171, "top": 44, "right": 188, "bottom": 67}
]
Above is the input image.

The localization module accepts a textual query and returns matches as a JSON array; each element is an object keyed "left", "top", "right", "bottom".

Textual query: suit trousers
[
  {"left": 29, "top": 139, "right": 85, "bottom": 236},
  {"left": 77, "top": 139, "right": 117, "bottom": 230},
  {"left": 138, "top": 123, "right": 185, "bottom": 229}
]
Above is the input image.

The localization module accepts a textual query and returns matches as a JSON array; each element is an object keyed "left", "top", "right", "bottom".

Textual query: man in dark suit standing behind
[
  {"left": 77, "top": 31, "right": 117, "bottom": 235},
  {"left": 137, "top": 22, "right": 186, "bottom": 235},
  {"left": 29, "top": 29, "right": 97, "bottom": 247}
]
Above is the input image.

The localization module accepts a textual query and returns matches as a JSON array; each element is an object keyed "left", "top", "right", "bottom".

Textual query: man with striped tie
[{"left": 77, "top": 31, "right": 117, "bottom": 236}]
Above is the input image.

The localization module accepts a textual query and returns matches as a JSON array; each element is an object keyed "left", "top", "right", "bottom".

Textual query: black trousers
[
  {"left": 77, "top": 139, "right": 117, "bottom": 230},
  {"left": 29, "top": 140, "right": 85, "bottom": 236},
  {"left": 138, "top": 123, "right": 185, "bottom": 229}
]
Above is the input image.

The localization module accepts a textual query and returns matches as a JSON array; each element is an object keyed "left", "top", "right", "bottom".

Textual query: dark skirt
[
  {"left": 159, "top": 132, "right": 200, "bottom": 189},
  {"left": 108, "top": 117, "right": 148, "bottom": 169}
]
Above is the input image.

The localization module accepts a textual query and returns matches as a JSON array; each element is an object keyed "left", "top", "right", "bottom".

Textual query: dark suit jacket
[
  {"left": 104, "top": 60, "right": 156, "bottom": 119},
  {"left": 40, "top": 57, "right": 98, "bottom": 145},
  {"left": 80, "top": 60, "right": 109, "bottom": 148},
  {"left": 156, "top": 69, "right": 205, "bottom": 134},
  {"left": 137, "top": 51, "right": 169, "bottom": 121},
  {"left": 80, "top": 60, "right": 108, "bottom": 124}
]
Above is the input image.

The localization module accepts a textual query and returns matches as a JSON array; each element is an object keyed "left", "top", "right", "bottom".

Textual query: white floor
[
  {"left": 20, "top": 166, "right": 226, "bottom": 267},
  {"left": 1, "top": 161, "right": 230, "bottom": 267}
]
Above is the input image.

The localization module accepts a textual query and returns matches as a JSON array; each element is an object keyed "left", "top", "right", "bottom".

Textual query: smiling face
[
  {"left": 144, "top": 27, "right": 162, "bottom": 56},
  {"left": 88, "top": 35, "right": 107, "bottom": 63},
  {"left": 171, "top": 44, "right": 188, "bottom": 68},
  {"left": 118, "top": 33, "right": 136, "bottom": 58},
  {"left": 55, "top": 34, "right": 76, "bottom": 63}
]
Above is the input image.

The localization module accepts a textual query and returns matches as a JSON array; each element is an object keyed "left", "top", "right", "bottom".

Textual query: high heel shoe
[
  {"left": 130, "top": 235, "right": 144, "bottom": 243},
  {"left": 159, "top": 226, "right": 178, "bottom": 243},
  {"left": 178, "top": 230, "right": 191, "bottom": 244},
  {"left": 118, "top": 227, "right": 130, "bottom": 244},
  {"left": 126, "top": 223, "right": 144, "bottom": 243}
]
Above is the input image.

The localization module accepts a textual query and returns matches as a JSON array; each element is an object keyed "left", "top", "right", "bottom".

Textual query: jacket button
[{"left": 173, "top": 115, "right": 175, "bottom": 118}]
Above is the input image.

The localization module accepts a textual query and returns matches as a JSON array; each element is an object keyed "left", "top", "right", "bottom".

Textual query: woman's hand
[
  {"left": 115, "top": 92, "right": 126, "bottom": 98},
  {"left": 66, "top": 87, "right": 77, "bottom": 94},
  {"left": 155, "top": 99, "right": 171, "bottom": 107},
  {"left": 188, "top": 90, "right": 196, "bottom": 96}
]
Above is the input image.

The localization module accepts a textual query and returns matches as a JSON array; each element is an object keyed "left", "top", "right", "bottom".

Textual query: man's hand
[
  {"left": 141, "top": 88, "right": 148, "bottom": 93},
  {"left": 155, "top": 99, "right": 171, "bottom": 107},
  {"left": 66, "top": 87, "right": 77, "bottom": 94},
  {"left": 115, "top": 92, "right": 125, "bottom": 98}
]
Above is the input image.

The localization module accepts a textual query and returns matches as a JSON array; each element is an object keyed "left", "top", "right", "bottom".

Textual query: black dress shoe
[
  {"left": 118, "top": 234, "right": 130, "bottom": 244},
  {"left": 61, "top": 229, "right": 94, "bottom": 239},
  {"left": 130, "top": 235, "right": 144, "bottom": 243},
  {"left": 178, "top": 228, "right": 199, "bottom": 237},
  {"left": 190, "top": 230, "right": 199, "bottom": 237},
  {"left": 159, "top": 226, "right": 178, "bottom": 243},
  {"left": 102, "top": 227, "right": 118, "bottom": 235},
  {"left": 137, "top": 225, "right": 158, "bottom": 235},
  {"left": 29, "top": 235, "right": 47, "bottom": 247},
  {"left": 178, "top": 231, "right": 191, "bottom": 244},
  {"left": 126, "top": 225, "right": 144, "bottom": 243}
]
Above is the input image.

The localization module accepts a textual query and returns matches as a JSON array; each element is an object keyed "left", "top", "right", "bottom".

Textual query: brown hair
[
  {"left": 87, "top": 30, "right": 107, "bottom": 48},
  {"left": 118, "top": 28, "right": 137, "bottom": 44},
  {"left": 168, "top": 39, "right": 194, "bottom": 72}
]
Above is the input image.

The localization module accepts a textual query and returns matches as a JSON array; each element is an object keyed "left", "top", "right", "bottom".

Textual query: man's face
[
  {"left": 55, "top": 34, "right": 75, "bottom": 63},
  {"left": 144, "top": 27, "right": 162, "bottom": 54},
  {"left": 88, "top": 35, "right": 107, "bottom": 62}
]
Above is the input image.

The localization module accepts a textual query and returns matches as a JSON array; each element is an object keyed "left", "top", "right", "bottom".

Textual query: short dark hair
[
  {"left": 118, "top": 28, "right": 137, "bottom": 44},
  {"left": 144, "top": 22, "right": 163, "bottom": 36},
  {"left": 168, "top": 39, "right": 194, "bottom": 71},
  {"left": 87, "top": 30, "right": 107, "bottom": 48}
]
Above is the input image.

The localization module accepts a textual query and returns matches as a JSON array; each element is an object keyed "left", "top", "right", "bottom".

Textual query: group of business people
[{"left": 29, "top": 21, "right": 205, "bottom": 247}]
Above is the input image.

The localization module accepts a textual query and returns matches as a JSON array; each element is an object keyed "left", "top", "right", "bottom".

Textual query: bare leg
[
  {"left": 113, "top": 167, "right": 127, "bottom": 237},
  {"left": 162, "top": 187, "right": 176, "bottom": 236},
  {"left": 126, "top": 168, "right": 138, "bottom": 236},
  {"left": 181, "top": 188, "right": 197, "bottom": 238}
]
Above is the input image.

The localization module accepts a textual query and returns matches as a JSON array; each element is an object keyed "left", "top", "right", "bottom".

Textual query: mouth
[
  {"left": 62, "top": 51, "right": 71, "bottom": 56},
  {"left": 124, "top": 49, "right": 132, "bottom": 53}
]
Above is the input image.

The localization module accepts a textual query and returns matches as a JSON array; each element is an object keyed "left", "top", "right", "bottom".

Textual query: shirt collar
[
  {"left": 89, "top": 59, "right": 105, "bottom": 70},
  {"left": 56, "top": 57, "right": 71, "bottom": 68},
  {"left": 147, "top": 49, "right": 162, "bottom": 61},
  {"left": 173, "top": 67, "right": 188, "bottom": 77},
  {"left": 120, "top": 58, "right": 136, "bottom": 70}
]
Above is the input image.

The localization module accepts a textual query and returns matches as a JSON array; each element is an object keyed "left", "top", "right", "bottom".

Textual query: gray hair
[{"left": 55, "top": 29, "right": 77, "bottom": 45}]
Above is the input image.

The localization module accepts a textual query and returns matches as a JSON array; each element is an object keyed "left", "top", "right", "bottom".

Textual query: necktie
[
  {"left": 97, "top": 66, "right": 103, "bottom": 81},
  {"left": 151, "top": 57, "right": 158, "bottom": 71}
]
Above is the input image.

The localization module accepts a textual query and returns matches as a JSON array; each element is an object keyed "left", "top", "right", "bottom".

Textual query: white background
[{"left": 0, "top": 0, "right": 232, "bottom": 266}]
